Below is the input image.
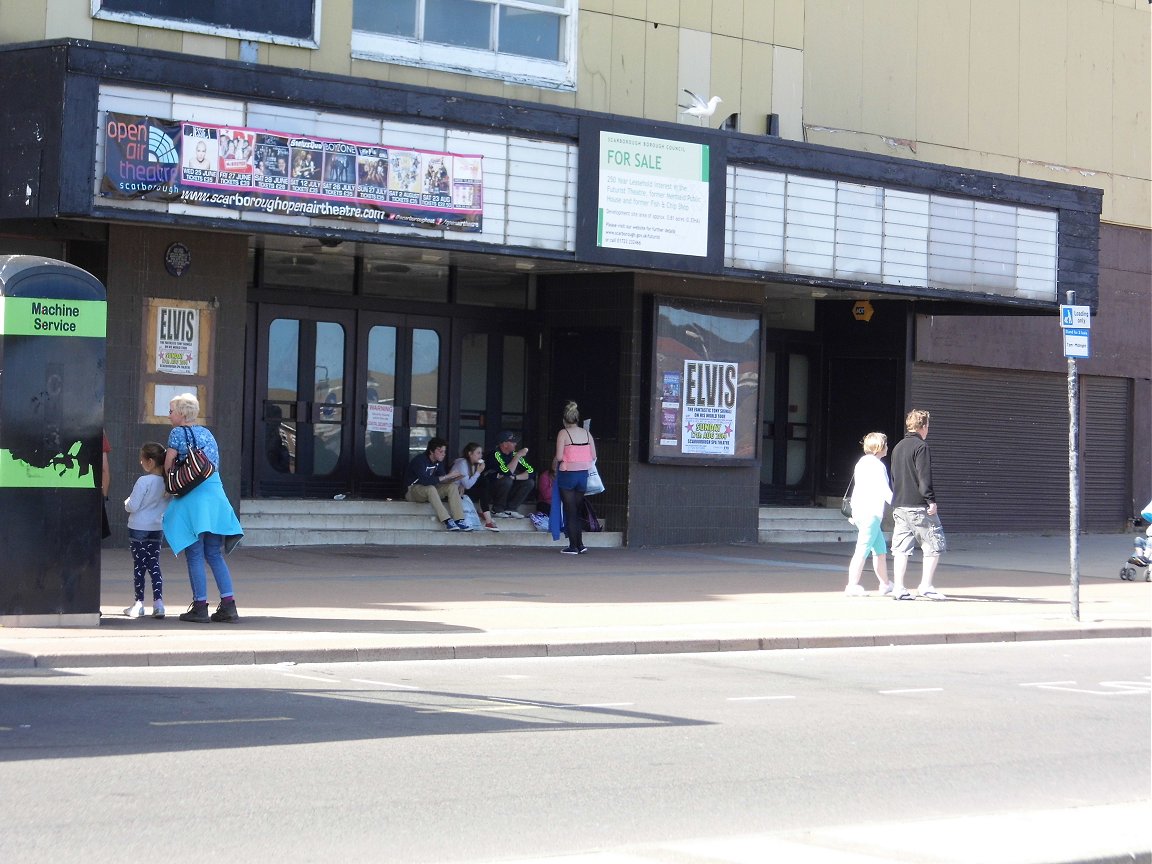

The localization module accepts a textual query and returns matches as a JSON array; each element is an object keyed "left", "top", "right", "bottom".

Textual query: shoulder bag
[
  {"left": 840, "top": 477, "right": 854, "bottom": 519},
  {"left": 165, "top": 426, "right": 215, "bottom": 497}
]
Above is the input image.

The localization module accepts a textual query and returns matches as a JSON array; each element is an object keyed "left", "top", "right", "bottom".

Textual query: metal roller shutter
[
  {"left": 1082, "top": 377, "right": 1132, "bottom": 530},
  {"left": 911, "top": 364, "right": 1068, "bottom": 532},
  {"left": 911, "top": 364, "right": 1133, "bottom": 533}
]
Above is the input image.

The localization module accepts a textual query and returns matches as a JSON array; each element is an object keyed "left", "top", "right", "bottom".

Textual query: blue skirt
[
  {"left": 162, "top": 472, "right": 244, "bottom": 555},
  {"left": 549, "top": 470, "right": 587, "bottom": 541}
]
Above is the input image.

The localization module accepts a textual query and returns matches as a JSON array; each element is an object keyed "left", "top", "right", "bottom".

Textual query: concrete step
[
  {"left": 238, "top": 502, "right": 858, "bottom": 548},
  {"left": 758, "top": 527, "right": 856, "bottom": 544},
  {"left": 240, "top": 526, "right": 621, "bottom": 548},
  {"left": 758, "top": 506, "right": 856, "bottom": 544},
  {"left": 237, "top": 499, "right": 621, "bottom": 548},
  {"left": 240, "top": 512, "right": 541, "bottom": 531},
  {"left": 757, "top": 506, "right": 847, "bottom": 527}
]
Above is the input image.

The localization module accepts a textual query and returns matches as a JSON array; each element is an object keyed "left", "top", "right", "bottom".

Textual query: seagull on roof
[{"left": 679, "top": 90, "right": 723, "bottom": 125}]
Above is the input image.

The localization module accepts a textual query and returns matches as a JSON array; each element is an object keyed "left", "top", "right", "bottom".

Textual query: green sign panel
[
  {"left": 0, "top": 297, "right": 107, "bottom": 338},
  {"left": 0, "top": 441, "right": 96, "bottom": 489}
]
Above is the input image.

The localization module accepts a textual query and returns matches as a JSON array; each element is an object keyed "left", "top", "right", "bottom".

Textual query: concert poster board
[
  {"left": 100, "top": 113, "right": 484, "bottom": 232},
  {"left": 646, "top": 296, "right": 761, "bottom": 466}
]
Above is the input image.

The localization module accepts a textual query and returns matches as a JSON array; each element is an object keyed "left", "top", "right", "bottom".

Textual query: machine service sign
[
  {"left": 0, "top": 296, "right": 107, "bottom": 338},
  {"left": 100, "top": 113, "right": 484, "bottom": 232}
]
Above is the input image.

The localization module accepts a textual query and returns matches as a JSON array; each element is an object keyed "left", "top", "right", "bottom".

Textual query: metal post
[{"left": 1066, "top": 290, "right": 1080, "bottom": 621}]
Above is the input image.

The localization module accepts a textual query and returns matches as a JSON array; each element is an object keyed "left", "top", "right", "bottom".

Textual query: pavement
[
  {"left": 2, "top": 532, "right": 1149, "bottom": 864},
  {"left": 0, "top": 531, "right": 1148, "bottom": 670}
]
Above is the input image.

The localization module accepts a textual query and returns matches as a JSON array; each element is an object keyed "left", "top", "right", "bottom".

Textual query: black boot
[
  {"left": 179, "top": 601, "right": 210, "bottom": 623},
  {"left": 210, "top": 597, "right": 239, "bottom": 623}
]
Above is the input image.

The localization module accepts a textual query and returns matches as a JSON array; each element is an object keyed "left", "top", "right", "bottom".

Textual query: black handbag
[
  {"left": 165, "top": 427, "right": 215, "bottom": 497},
  {"left": 840, "top": 478, "right": 854, "bottom": 519}
]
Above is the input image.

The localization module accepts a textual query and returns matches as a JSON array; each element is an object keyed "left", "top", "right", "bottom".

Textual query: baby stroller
[
  {"left": 1119, "top": 500, "right": 1152, "bottom": 582},
  {"left": 1120, "top": 538, "right": 1150, "bottom": 582}
]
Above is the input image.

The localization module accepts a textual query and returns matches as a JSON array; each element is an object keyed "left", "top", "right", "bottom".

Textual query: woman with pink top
[{"left": 550, "top": 400, "right": 597, "bottom": 555}]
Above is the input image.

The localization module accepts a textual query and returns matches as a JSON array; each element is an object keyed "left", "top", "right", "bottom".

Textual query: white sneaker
[
  {"left": 505, "top": 510, "right": 526, "bottom": 519},
  {"left": 843, "top": 584, "right": 867, "bottom": 597},
  {"left": 124, "top": 601, "right": 145, "bottom": 618},
  {"left": 880, "top": 583, "right": 894, "bottom": 596},
  {"left": 893, "top": 590, "right": 915, "bottom": 601},
  {"left": 918, "top": 589, "right": 948, "bottom": 601},
  {"left": 152, "top": 600, "right": 166, "bottom": 619}
]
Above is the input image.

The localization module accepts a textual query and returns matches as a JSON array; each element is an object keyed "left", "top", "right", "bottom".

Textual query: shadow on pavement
[{"left": 0, "top": 680, "right": 709, "bottom": 761}]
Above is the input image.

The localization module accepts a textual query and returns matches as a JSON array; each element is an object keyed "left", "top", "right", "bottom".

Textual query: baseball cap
[{"left": 498, "top": 430, "right": 519, "bottom": 444}]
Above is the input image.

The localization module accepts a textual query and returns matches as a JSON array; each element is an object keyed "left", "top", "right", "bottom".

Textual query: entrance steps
[
  {"left": 238, "top": 499, "right": 623, "bottom": 549},
  {"left": 239, "top": 501, "right": 850, "bottom": 548},
  {"left": 758, "top": 506, "right": 857, "bottom": 544}
]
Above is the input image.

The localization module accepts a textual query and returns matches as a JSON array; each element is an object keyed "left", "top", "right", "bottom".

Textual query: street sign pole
[
  {"left": 1068, "top": 353, "right": 1080, "bottom": 621},
  {"left": 1065, "top": 291, "right": 1081, "bottom": 621}
]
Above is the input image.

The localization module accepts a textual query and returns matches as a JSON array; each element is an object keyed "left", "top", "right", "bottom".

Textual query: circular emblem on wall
[{"left": 164, "top": 242, "right": 191, "bottom": 277}]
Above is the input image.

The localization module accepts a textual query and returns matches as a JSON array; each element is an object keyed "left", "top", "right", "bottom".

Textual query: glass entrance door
[
  {"left": 455, "top": 324, "right": 529, "bottom": 453},
  {"left": 355, "top": 313, "right": 447, "bottom": 497},
  {"left": 256, "top": 306, "right": 354, "bottom": 498},
  {"left": 252, "top": 305, "right": 448, "bottom": 498},
  {"left": 760, "top": 347, "right": 818, "bottom": 504}
]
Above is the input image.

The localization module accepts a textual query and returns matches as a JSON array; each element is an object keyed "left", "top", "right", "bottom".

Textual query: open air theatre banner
[{"left": 100, "top": 113, "right": 484, "bottom": 232}]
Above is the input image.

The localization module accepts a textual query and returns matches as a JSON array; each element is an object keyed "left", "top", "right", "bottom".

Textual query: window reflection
[
  {"left": 366, "top": 326, "right": 398, "bottom": 477},
  {"left": 426, "top": 0, "right": 490, "bottom": 49},
  {"left": 409, "top": 328, "right": 440, "bottom": 458}
]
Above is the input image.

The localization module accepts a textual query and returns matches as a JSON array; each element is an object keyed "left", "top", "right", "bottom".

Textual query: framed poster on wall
[
  {"left": 139, "top": 298, "right": 215, "bottom": 424},
  {"left": 645, "top": 296, "right": 761, "bottom": 465}
]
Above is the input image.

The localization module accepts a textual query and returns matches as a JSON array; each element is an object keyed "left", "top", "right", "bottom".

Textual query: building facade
[{"left": 0, "top": 0, "right": 1147, "bottom": 546}]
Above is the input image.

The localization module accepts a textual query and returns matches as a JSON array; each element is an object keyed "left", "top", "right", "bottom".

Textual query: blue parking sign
[
  {"left": 1060, "top": 305, "right": 1090, "bottom": 328},
  {"left": 1063, "top": 327, "right": 1090, "bottom": 358}
]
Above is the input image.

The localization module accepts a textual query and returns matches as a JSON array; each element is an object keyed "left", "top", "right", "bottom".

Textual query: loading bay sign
[{"left": 1060, "top": 304, "right": 1091, "bottom": 359}]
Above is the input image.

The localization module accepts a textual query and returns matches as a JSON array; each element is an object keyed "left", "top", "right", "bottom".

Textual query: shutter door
[
  {"left": 1082, "top": 376, "right": 1132, "bottom": 531},
  {"left": 911, "top": 364, "right": 1068, "bottom": 532}
]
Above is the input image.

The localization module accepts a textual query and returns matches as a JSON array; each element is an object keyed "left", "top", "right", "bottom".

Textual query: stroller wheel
[{"left": 1120, "top": 566, "right": 1135, "bottom": 581}]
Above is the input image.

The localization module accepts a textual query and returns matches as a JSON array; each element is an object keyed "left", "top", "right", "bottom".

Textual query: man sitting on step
[
  {"left": 405, "top": 437, "right": 473, "bottom": 531},
  {"left": 484, "top": 430, "right": 536, "bottom": 518}
]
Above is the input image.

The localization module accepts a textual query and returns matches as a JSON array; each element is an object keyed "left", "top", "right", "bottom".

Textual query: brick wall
[{"left": 103, "top": 226, "right": 248, "bottom": 546}]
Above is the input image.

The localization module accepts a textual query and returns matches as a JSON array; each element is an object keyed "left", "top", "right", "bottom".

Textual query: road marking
[
  {"left": 419, "top": 702, "right": 539, "bottom": 714},
  {"left": 349, "top": 679, "right": 420, "bottom": 690},
  {"left": 150, "top": 717, "right": 293, "bottom": 726},
  {"left": 1021, "top": 680, "right": 1151, "bottom": 695},
  {"left": 1021, "top": 680, "right": 1077, "bottom": 687},
  {"left": 279, "top": 673, "right": 336, "bottom": 683},
  {"left": 727, "top": 696, "right": 796, "bottom": 702},
  {"left": 564, "top": 702, "right": 635, "bottom": 708},
  {"left": 878, "top": 688, "right": 944, "bottom": 695}
]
